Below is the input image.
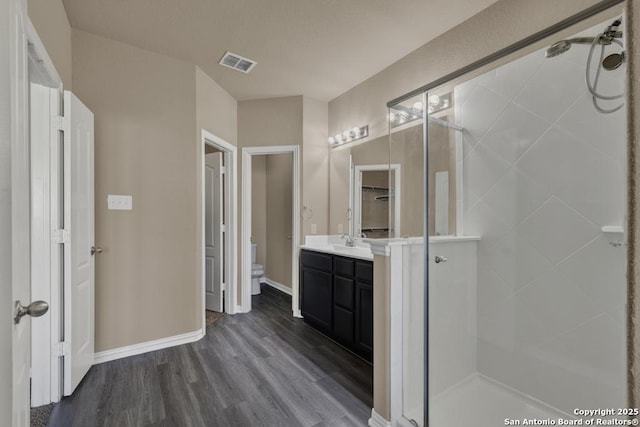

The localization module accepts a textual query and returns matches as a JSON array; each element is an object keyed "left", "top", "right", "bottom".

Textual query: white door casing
[
  {"left": 205, "top": 152, "right": 224, "bottom": 312},
  {"left": 200, "top": 130, "right": 237, "bottom": 320},
  {"left": 10, "top": 0, "right": 31, "bottom": 423},
  {"left": 241, "top": 145, "right": 300, "bottom": 316},
  {"left": 63, "top": 91, "right": 95, "bottom": 396}
]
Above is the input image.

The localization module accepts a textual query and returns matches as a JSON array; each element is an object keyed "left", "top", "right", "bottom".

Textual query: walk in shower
[{"left": 388, "top": 10, "right": 628, "bottom": 427}]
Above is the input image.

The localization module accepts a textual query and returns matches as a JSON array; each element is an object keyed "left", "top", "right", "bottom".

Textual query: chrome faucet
[{"left": 341, "top": 233, "right": 355, "bottom": 247}]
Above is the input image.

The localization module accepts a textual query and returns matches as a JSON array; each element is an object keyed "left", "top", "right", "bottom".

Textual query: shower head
[
  {"left": 544, "top": 37, "right": 597, "bottom": 58},
  {"left": 602, "top": 52, "right": 625, "bottom": 70},
  {"left": 545, "top": 40, "right": 571, "bottom": 58}
]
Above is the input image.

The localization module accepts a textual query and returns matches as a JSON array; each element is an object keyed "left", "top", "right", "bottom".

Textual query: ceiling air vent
[{"left": 218, "top": 51, "right": 257, "bottom": 73}]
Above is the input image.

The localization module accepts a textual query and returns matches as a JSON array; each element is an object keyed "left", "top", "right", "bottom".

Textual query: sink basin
[{"left": 332, "top": 244, "right": 372, "bottom": 258}]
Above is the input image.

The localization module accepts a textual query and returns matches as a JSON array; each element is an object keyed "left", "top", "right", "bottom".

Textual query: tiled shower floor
[{"left": 427, "top": 374, "right": 568, "bottom": 427}]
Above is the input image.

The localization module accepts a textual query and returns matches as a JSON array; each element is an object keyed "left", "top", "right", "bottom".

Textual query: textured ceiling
[{"left": 62, "top": 0, "right": 500, "bottom": 101}]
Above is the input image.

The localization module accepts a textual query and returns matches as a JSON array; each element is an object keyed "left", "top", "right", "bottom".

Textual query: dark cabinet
[
  {"left": 300, "top": 249, "right": 373, "bottom": 363},
  {"left": 300, "top": 268, "right": 332, "bottom": 332},
  {"left": 355, "top": 281, "right": 373, "bottom": 360}
]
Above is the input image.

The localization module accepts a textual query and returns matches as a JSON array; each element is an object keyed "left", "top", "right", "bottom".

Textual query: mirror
[
  {"left": 329, "top": 91, "right": 459, "bottom": 239},
  {"left": 388, "top": 92, "right": 458, "bottom": 237}
]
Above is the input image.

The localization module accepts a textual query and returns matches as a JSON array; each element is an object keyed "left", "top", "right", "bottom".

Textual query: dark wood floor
[{"left": 48, "top": 285, "right": 373, "bottom": 426}]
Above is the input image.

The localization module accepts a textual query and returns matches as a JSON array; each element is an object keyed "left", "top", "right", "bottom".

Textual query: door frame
[
  {"left": 241, "top": 145, "right": 301, "bottom": 316},
  {"left": 25, "top": 17, "right": 65, "bottom": 406},
  {"left": 352, "top": 163, "right": 401, "bottom": 238},
  {"left": 200, "top": 129, "right": 238, "bottom": 324}
]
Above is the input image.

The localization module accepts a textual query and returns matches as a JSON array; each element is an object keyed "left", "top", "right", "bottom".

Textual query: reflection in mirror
[
  {"left": 388, "top": 91, "right": 460, "bottom": 238},
  {"left": 349, "top": 135, "right": 394, "bottom": 238},
  {"left": 353, "top": 165, "right": 400, "bottom": 238}
]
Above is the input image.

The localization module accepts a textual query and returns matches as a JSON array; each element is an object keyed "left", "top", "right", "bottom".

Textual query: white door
[
  {"left": 63, "top": 91, "right": 95, "bottom": 395},
  {"left": 10, "top": 0, "right": 32, "bottom": 423},
  {"left": 205, "top": 152, "right": 224, "bottom": 312}
]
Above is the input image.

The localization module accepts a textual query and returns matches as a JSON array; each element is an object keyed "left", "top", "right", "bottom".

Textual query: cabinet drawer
[
  {"left": 334, "top": 276, "right": 354, "bottom": 310},
  {"left": 301, "top": 250, "right": 332, "bottom": 272},
  {"left": 334, "top": 256, "right": 355, "bottom": 277},
  {"left": 356, "top": 261, "right": 373, "bottom": 284}
]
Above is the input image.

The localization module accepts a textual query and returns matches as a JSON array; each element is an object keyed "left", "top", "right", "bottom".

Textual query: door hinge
[
  {"left": 55, "top": 341, "right": 69, "bottom": 357},
  {"left": 220, "top": 166, "right": 227, "bottom": 174},
  {"left": 221, "top": 224, "right": 227, "bottom": 232},
  {"left": 52, "top": 115, "right": 65, "bottom": 132},
  {"left": 52, "top": 229, "right": 70, "bottom": 244},
  {"left": 221, "top": 282, "right": 226, "bottom": 291}
]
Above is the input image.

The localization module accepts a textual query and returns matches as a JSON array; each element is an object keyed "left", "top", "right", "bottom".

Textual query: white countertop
[
  {"left": 300, "top": 235, "right": 374, "bottom": 261},
  {"left": 300, "top": 235, "right": 481, "bottom": 261}
]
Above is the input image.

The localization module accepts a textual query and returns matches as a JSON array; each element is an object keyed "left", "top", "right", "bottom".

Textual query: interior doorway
[
  {"left": 241, "top": 145, "right": 300, "bottom": 316},
  {"left": 201, "top": 130, "right": 237, "bottom": 327}
]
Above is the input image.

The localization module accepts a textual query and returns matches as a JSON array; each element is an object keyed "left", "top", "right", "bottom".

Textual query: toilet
[{"left": 251, "top": 243, "right": 265, "bottom": 295}]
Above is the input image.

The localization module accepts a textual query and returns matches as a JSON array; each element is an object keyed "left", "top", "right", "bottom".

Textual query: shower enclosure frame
[{"left": 386, "top": 0, "right": 629, "bottom": 425}]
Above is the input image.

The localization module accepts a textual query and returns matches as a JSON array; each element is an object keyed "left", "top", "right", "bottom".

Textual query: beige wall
[
  {"left": 373, "top": 254, "right": 391, "bottom": 419},
  {"left": 238, "top": 97, "right": 301, "bottom": 302},
  {"left": 329, "top": 146, "right": 351, "bottom": 234},
  {"left": 328, "top": 0, "right": 610, "bottom": 142},
  {"left": 238, "top": 96, "right": 302, "bottom": 303},
  {"left": 266, "top": 153, "right": 293, "bottom": 287},
  {"left": 72, "top": 30, "right": 200, "bottom": 352},
  {"left": 27, "top": 0, "right": 72, "bottom": 89},
  {"left": 196, "top": 66, "right": 237, "bottom": 146},
  {"left": 251, "top": 156, "right": 267, "bottom": 267},
  {"left": 327, "top": 0, "right": 618, "bottom": 421},
  {"left": 302, "top": 97, "right": 329, "bottom": 237}
]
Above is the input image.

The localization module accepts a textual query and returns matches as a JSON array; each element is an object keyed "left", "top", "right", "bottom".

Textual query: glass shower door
[{"left": 426, "top": 15, "right": 628, "bottom": 427}]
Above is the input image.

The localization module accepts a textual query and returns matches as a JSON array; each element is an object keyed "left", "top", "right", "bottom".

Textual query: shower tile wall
[{"left": 455, "top": 32, "right": 626, "bottom": 412}]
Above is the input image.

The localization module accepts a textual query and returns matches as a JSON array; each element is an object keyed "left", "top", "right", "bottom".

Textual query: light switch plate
[
  {"left": 107, "top": 195, "right": 133, "bottom": 210},
  {"left": 311, "top": 223, "right": 317, "bottom": 235},
  {"left": 337, "top": 223, "right": 343, "bottom": 234}
]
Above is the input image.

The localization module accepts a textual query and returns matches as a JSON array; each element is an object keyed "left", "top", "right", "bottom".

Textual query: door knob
[
  {"left": 14, "top": 300, "right": 49, "bottom": 324},
  {"left": 91, "top": 246, "right": 103, "bottom": 255},
  {"left": 434, "top": 255, "right": 448, "bottom": 264}
]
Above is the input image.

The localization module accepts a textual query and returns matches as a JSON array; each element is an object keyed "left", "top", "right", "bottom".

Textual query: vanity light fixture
[
  {"left": 390, "top": 92, "right": 452, "bottom": 128},
  {"left": 328, "top": 125, "right": 369, "bottom": 146}
]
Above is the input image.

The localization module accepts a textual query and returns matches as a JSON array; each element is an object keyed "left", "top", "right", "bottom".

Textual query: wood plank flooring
[{"left": 48, "top": 285, "right": 373, "bottom": 426}]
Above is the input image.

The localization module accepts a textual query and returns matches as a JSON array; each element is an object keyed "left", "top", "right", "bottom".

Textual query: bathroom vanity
[{"left": 299, "top": 247, "right": 373, "bottom": 362}]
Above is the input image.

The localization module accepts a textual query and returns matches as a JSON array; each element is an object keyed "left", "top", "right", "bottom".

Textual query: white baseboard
[
  {"left": 261, "top": 277, "right": 292, "bottom": 295},
  {"left": 93, "top": 329, "right": 205, "bottom": 364},
  {"left": 368, "top": 408, "right": 391, "bottom": 427}
]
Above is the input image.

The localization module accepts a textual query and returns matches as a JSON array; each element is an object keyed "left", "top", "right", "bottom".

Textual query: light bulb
[
  {"left": 428, "top": 94, "right": 440, "bottom": 106},
  {"left": 328, "top": 136, "right": 336, "bottom": 144},
  {"left": 335, "top": 134, "right": 342, "bottom": 143},
  {"left": 413, "top": 101, "right": 424, "bottom": 111},
  {"left": 342, "top": 131, "right": 350, "bottom": 141},
  {"left": 389, "top": 112, "right": 396, "bottom": 122},
  {"left": 352, "top": 127, "right": 361, "bottom": 138},
  {"left": 427, "top": 106, "right": 435, "bottom": 114}
]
